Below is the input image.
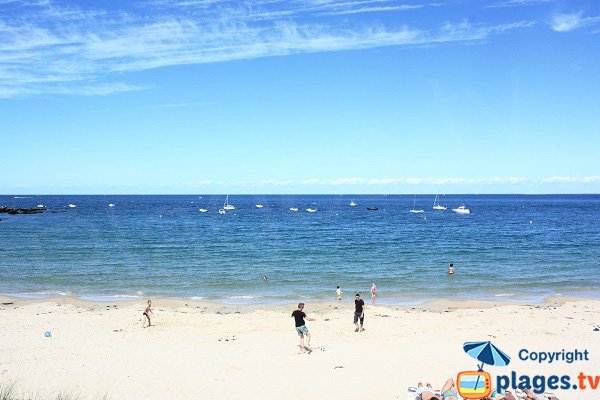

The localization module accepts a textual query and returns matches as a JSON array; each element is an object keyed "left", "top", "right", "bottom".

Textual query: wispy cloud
[
  {"left": 488, "top": 0, "right": 554, "bottom": 8},
  {"left": 0, "top": 0, "right": 537, "bottom": 98},
  {"left": 550, "top": 12, "right": 600, "bottom": 32},
  {"left": 236, "top": 177, "right": 531, "bottom": 186},
  {"left": 318, "top": 4, "right": 423, "bottom": 16},
  {"left": 541, "top": 176, "right": 600, "bottom": 184},
  {"left": 186, "top": 176, "right": 600, "bottom": 187}
]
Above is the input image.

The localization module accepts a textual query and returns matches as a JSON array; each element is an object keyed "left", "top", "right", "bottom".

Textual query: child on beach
[
  {"left": 371, "top": 283, "right": 377, "bottom": 299},
  {"left": 142, "top": 299, "right": 153, "bottom": 328},
  {"left": 336, "top": 286, "right": 342, "bottom": 301},
  {"left": 291, "top": 303, "right": 315, "bottom": 353}
]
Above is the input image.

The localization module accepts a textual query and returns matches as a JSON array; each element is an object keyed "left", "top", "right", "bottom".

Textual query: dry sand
[{"left": 0, "top": 296, "right": 598, "bottom": 400}]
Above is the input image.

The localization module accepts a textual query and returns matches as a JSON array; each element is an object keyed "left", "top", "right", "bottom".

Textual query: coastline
[
  {"left": 1, "top": 295, "right": 598, "bottom": 399},
  {"left": 1, "top": 292, "right": 596, "bottom": 309}
]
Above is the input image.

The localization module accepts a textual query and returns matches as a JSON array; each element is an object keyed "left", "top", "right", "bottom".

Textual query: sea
[{"left": 1, "top": 194, "right": 599, "bottom": 304}]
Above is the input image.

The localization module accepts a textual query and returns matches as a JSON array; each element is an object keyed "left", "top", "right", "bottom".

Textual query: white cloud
[
  {"left": 318, "top": 5, "right": 423, "bottom": 16},
  {"left": 551, "top": 12, "right": 583, "bottom": 32},
  {"left": 488, "top": 0, "right": 554, "bottom": 8},
  {"left": 0, "top": 1, "right": 537, "bottom": 98},
  {"left": 542, "top": 176, "right": 600, "bottom": 184},
  {"left": 550, "top": 12, "right": 600, "bottom": 32}
]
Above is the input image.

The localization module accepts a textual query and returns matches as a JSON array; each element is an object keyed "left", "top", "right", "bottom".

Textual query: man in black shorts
[{"left": 354, "top": 293, "right": 365, "bottom": 332}]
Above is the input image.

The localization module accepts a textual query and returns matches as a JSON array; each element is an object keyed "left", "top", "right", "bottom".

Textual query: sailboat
[
  {"left": 349, "top": 200, "right": 358, "bottom": 206},
  {"left": 410, "top": 195, "right": 424, "bottom": 213},
  {"left": 432, "top": 192, "right": 447, "bottom": 211},
  {"left": 223, "top": 195, "right": 235, "bottom": 210}
]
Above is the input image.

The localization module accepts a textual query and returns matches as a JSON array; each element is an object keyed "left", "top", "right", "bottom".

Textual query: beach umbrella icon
[{"left": 463, "top": 341, "right": 511, "bottom": 371}]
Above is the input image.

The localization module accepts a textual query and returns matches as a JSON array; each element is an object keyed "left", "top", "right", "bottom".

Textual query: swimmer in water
[
  {"left": 263, "top": 275, "right": 269, "bottom": 282},
  {"left": 448, "top": 263, "right": 455, "bottom": 274}
]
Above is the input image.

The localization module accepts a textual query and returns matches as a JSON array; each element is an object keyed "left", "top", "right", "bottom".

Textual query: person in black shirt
[
  {"left": 291, "top": 302, "right": 315, "bottom": 352},
  {"left": 354, "top": 293, "right": 365, "bottom": 332}
]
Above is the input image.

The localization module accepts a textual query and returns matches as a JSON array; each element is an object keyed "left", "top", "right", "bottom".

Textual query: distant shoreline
[{"left": 1, "top": 293, "right": 594, "bottom": 309}]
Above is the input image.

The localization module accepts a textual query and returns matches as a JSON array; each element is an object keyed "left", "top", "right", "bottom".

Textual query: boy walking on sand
[
  {"left": 143, "top": 299, "right": 153, "bottom": 328},
  {"left": 354, "top": 293, "right": 365, "bottom": 332},
  {"left": 291, "top": 303, "right": 315, "bottom": 352}
]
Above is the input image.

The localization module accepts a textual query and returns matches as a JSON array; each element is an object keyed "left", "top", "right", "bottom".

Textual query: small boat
[
  {"left": 366, "top": 207, "right": 378, "bottom": 211},
  {"left": 198, "top": 208, "right": 208, "bottom": 213},
  {"left": 289, "top": 207, "right": 299, "bottom": 212},
  {"left": 218, "top": 209, "right": 226, "bottom": 215},
  {"left": 223, "top": 195, "right": 235, "bottom": 210},
  {"left": 37, "top": 204, "right": 45, "bottom": 208},
  {"left": 68, "top": 204, "right": 76, "bottom": 208},
  {"left": 108, "top": 204, "right": 115, "bottom": 207},
  {"left": 306, "top": 208, "right": 317, "bottom": 213},
  {"left": 349, "top": 200, "right": 358, "bottom": 207},
  {"left": 255, "top": 204, "right": 264, "bottom": 208},
  {"left": 432, "top": 192, "right": 447, "bottom": 211},
  {"left": 452, "top": 205, "right": 471, "bottom": 214},
  {"left": 410, "top": 195, "right": 424, "bottom": 213}
]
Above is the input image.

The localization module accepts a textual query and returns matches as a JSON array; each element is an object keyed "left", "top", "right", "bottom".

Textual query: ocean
[{"left": 1, "top": 194, "right": 599, "bottom": 304}]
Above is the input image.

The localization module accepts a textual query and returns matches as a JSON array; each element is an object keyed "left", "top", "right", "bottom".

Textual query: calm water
[{"left": 1, "top": 195, "right": 599, "bottom": 304}]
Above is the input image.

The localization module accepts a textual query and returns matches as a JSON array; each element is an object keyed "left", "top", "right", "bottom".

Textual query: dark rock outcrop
[{"left": 0, "top": 206, "right": 46, "bottom": 215}]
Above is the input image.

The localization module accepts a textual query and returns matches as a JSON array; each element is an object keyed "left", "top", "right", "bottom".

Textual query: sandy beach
[{"left": 0, "top": 296, "right": 598, "bottom": 400}]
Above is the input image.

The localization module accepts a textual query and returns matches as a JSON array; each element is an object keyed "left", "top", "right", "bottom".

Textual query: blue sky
[{"left": 0, "top": 0, "right": 599, "bottom": 194}]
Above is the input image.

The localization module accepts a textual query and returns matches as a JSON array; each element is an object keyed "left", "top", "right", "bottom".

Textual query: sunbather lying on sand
[
  {"left": 440, "top": 378, "right": 458, "bottom": 400},
  {"left": 413, "top": 378, "right": 459, "bottom": 400},
  {"left": 414, "top": 382, "right": 439, "bottom": 400},
  {"left": 522, "top": 388, "right": 559, "bottom": 400}
]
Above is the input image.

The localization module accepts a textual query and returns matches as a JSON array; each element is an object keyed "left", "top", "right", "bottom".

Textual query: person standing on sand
[
  {"left": 143, "top": 299, "right": 153, "bottom": 328},
  {"left": 291, "top": 303, "right": 315, "bottom": 352},
  {"left": 371, "top": 283, "right": 377, "bottom": 299},
  {"left": 354, "top": 293, "right": 365, "bottom": 332},
  {"left": 448, "top": 264, "right": 455, "bottom": 274},
  {"left": 336, "top": 286, "right": 342, "bottom": 301}
]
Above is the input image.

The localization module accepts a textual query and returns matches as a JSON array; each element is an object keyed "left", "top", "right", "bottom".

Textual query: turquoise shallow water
[{"left": 1, "top": 194, "right": 599, "bottom": 304}]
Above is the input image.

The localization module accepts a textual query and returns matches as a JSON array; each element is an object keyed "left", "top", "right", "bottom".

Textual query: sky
[{"left": 0, "top": 0, "right": 599, "bottom": 194}]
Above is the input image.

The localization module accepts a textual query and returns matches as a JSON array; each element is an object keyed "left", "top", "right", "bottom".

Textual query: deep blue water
[{"left": 1, "top": 194, "right": 599, "bottom": 304}]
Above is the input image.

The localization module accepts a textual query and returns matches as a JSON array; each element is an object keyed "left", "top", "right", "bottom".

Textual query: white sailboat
[
  {"left": 349, "top": 200, "right": 358, "bottom": 206},
  {"left": 452, "top": 205, "right": 471, "bottom": 214},
  {"left": 410, "top": 195, "right": 424, "bottom": 213},
  {"left": 223, "top": 195, "right": 235, "bottom": 210},
  {"left": 432, "top": 192, "right": 447, "bottom": 211}
]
